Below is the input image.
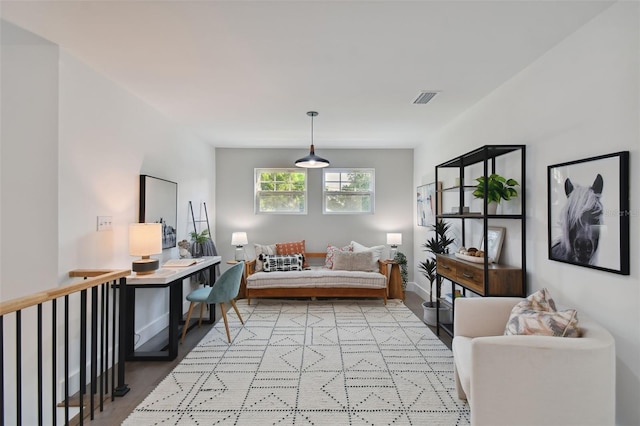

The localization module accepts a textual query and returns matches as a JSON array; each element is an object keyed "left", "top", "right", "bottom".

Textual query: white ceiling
[{"left": 1, "top": 1, "right": 613, "bottom": 149}]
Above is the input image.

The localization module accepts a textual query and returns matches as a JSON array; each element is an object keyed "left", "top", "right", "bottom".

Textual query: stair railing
[{"left": 0, "top": 269, "right": 130, "bottom": 425}]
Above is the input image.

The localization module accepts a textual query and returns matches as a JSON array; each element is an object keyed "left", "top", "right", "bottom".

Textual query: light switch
[{"left": 97, "top": 216, "right": 113, "bottom": 231}]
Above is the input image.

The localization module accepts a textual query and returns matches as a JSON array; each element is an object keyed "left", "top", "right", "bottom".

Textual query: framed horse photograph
[{"left": 547, "top": 151, "right": 629, "bottom": 275}]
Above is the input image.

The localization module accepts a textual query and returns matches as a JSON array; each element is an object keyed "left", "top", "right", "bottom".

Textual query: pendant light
[{"left": 295, "top": 111, "right": 330, "bottom": 168}]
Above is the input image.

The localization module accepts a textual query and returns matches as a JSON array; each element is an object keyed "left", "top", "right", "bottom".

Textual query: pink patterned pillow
[
  {"left": 505, "top": 288, "right": 581, "bottom": 337},
  {"left": 324, "top": 244, "right": 352, "bottom": 269}
]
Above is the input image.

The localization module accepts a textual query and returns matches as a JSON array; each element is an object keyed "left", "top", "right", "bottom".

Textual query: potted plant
[
  {"left": 418, "top": 219, "right": 455, "bottom": 326},
  {"left": 393, "top": 251, "right": 408, "bottom": 291},
  {"left": 472, "top": 173, "right": 519, "bottom": 214},
  {"left": 189, "top": 229, "right": 210, "bottom": 258}
]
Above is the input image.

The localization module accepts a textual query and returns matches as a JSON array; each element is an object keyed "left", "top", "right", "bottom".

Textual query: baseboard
[{"left": 407, "top": 281, "right": 429, "bottom": 301}]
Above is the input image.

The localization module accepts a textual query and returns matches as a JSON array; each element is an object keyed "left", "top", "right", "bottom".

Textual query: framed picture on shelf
[
  {"left": 480, "top": 226, "right": 505, "bottom": 263},
  {"left": 547, "top": 151, "right": 629, "bottom": 275},
  {"left": 417, "top": 182, "right": 442, "bottom": 227},
  {"left": 139, "top": 175, "right": 178, "bottom": 250}
]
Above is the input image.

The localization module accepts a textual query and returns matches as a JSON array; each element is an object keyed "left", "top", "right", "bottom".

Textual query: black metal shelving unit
[{"left": 434, "top": 145, "right": 527, "bottom": 337}]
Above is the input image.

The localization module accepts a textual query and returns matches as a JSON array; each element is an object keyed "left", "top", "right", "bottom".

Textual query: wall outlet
[{"left": 97, "top": 216, "right": 113, "bottom": 231}]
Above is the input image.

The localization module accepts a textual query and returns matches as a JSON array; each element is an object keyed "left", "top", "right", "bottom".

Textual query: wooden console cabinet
[{"left": 436, "top": 254, "right": 523, "bottom": 297}]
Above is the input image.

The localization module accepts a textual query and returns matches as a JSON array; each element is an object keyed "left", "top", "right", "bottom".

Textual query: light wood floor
[{"left": 84, "top": 291, "right": 449, "bottom": 425}]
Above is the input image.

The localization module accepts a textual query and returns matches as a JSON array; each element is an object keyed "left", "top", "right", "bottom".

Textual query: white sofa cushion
[{"left": 247, "top": 266, "right": 386, "bottom": 289}]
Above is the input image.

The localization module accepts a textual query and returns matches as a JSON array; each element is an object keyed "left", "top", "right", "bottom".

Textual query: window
[
  {"left": 255, "top": 168, "right": 307, "bottom": 214},
  {"left": 323, "top": 168, "right": 375, "bottom": 214}
]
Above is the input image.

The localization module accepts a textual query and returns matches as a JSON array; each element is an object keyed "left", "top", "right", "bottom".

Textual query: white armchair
[{"left": 452, "top": 297, "right": 615, "bottom": 426}]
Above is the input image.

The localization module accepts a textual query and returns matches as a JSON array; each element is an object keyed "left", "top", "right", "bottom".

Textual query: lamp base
[
  {"left": 132, "top": 258, "right": 159, "bottom": 275},
  {"left": 234, "top": 246, "right": 245, "bottom": 261},
  {"left": 389, "top": 246, "right": 398, "bottom": 260}
]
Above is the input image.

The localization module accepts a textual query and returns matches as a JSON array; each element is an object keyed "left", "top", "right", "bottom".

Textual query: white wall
[
  {"left": 413, "top": 3, "right": 639, "bottom": 424},
  {"left": 1, "top": 21, "right": 216, "bottom": 424},
  {"left": 216, "top": 148, "right": 414, "bottom": 277}
]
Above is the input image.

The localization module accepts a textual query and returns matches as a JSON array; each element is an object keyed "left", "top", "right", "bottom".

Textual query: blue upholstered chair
[{"left": 181, "top": 261, "right": 245, "bottom": 344}]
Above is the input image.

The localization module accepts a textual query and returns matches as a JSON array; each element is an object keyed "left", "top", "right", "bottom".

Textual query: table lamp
[
  {"left": 231, "top": 232, "right": 248, "bottom": 261},
  {"left": 387, "top": 233, "right": 402, "bottom": 260},
  {"left": 129, "top": 223, "right": 162, "bottom": 275}
]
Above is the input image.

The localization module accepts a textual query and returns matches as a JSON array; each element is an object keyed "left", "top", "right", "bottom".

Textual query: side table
[{"left": 385, "top": 260, "right": 405, "bottom": 300}]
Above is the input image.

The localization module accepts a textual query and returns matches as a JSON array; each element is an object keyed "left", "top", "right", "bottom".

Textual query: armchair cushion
[{"left": 504, "top": 288, "right": 581, "bottom": 337}]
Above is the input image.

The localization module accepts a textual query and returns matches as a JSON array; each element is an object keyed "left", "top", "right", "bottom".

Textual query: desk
[{"left": 124, "top": 256, "right": 221, "bottom": 361}]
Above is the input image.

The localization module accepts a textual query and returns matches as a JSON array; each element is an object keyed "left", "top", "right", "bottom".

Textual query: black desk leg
[
  {"left": 114, "top": 278, "right": 130, "bottom": 396},
  {"left": 168, "top": 281, "right": 181, "bottom": 360}
]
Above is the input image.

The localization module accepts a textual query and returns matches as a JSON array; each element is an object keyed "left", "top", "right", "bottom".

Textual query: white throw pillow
[{"left": 350, "top": 241, "right": 384, "bottom": 270}]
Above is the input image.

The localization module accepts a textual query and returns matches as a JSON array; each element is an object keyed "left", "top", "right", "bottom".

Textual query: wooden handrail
[{"left": 0, "top": 269, "right": 130, "bottom": 316}]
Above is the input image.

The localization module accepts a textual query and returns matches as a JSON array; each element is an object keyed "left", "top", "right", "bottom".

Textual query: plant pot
[
  {"left": 487, "top": 201, "right": 498, "bottom": 215},
  {"left": 422, "top": 301, "right": 452, "bottom": 326},
  {"left": 191, "top": 242, "right": 204, "bottom": 258}
]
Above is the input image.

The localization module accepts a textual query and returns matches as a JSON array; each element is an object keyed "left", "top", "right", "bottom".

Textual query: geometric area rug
[{"left": 123, "top": 299, "right": 470, "bottom": 425}]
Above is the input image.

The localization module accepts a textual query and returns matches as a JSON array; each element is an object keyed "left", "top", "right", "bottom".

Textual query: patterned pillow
[
  {"left": 332, "top": 251, "right": 376, "bottom": 272},
  {"left": 276, "top": 240, "right": 308, "bottom": 268},
  {"left": 254, "top": 243, "right": 277, "bottom": 272},
  {"left": 504, "top": 288, "right": 581, "bottom": 337},
  {"left": 325, "top": 244, "right": 353, "bottom": 269},
  {"left": 261, "top": 254, "right": 304, "bottom": 272}
]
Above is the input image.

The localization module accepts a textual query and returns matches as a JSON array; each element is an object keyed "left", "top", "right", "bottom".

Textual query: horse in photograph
[{"left": 551, "top": 174, "right": 604, "bottom": 265}]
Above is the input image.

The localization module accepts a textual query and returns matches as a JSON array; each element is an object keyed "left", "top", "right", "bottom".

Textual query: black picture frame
[
  {"left": 547, "top": 151, "right": 629, "bottom": 275},
  {"left": 139, "top": 175, "right": 178, "bottom": 250}
]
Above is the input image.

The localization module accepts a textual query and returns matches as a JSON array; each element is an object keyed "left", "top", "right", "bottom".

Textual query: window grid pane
[
  {"left": 255, "top": 168, "right": 307, "bottom": 214},
  {"left": 323, "top": 168, "right": 375, "bottom": 214}
]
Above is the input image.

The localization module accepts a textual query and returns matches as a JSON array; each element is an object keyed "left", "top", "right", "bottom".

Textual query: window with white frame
[
  {"left": 323, "top": 168, "right": 375, "bottom": 214},
  {"left": 255, "top": 168, "right": 307, "bottom": 214}
]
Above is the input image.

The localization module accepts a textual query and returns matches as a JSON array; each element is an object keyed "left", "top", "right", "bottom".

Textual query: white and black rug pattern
[{"left": 124, "top": 299, "right": 470, "bottom": 425}]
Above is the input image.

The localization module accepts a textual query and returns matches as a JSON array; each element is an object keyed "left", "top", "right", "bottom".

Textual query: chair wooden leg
[
  {"left": 230, "top": 299, "right": 244, "bottom": 325},
  {"left": 181, "top": 302, "right": 196, "bottom": 344},
  {"left": 220, "top": 302, "right": 231, "bottom": 343},
  {"left": 198, "top": 303, "right": 205, "bottom": 327}
]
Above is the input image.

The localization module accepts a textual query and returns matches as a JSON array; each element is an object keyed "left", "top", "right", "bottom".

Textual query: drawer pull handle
[
  {"left": 441, "top": 265, "right": 450, "bottom": 270},
  {"left": 462, "top": 272, "right": 473, "bottom": 279}
]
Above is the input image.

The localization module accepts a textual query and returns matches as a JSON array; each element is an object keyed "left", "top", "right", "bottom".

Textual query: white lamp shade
[
  {"left": 386, "top": 233, "right": 402, "bottom": 246},
  {"left": 129, "top": 223, "right": 162, "bottom": 256},
  {"left": 231, "top": 232, "right": 248, "bottom": 246}
]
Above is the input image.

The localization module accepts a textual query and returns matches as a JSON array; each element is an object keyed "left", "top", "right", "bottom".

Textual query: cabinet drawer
[
  {"left": 436, "top": 256, "right": 457, "bottom": 280},
  {"left": 456, "top": 264, "right": 484, "bottom": 294}
]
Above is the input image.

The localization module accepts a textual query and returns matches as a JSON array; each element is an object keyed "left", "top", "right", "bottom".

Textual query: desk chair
[{"left": 181, "top": 261, "right": 245, "bottom": 344}]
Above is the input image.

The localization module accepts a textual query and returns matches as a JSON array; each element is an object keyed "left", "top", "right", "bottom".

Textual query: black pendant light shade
[{"left": 295, "top": 111, "right": 330, "bottom": 168}]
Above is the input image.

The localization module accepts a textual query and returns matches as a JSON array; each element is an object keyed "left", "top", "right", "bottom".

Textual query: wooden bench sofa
[{"left": 241, "top": 252, "right": 403, "bottom": 305}]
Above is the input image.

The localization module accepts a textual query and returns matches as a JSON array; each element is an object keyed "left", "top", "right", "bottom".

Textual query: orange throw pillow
[{"left": 276, "top": 240, "right": 308, "bottom": 268}]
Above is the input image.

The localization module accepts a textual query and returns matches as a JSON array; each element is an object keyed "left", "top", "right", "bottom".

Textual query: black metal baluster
[
  {"left": 104, "top": 281, "right": 110, "bottom": 396},
  {"left": 51, "top": 300, "right": 57, "bottom": 426},
  {"left": 64, "top": 296, "right": 69, "bottom": 424},
  {"left": 110, "top": 282, "right": 117, "bottom": 401},
  {"left": 100, "top": 283, "right": 105, "bottom": 410},
  {"left": 79, "top": 289, "right": 87, "bottom": 425},
  {"left": 1, "top": 315, "right": 4, "bottom": 426},
  {"left": 37, "top": 304, "right": 43, "bottom": 426},
  {"left": 90, "top": 287, "right": 98, "bottom": 419},
  {"left": 15, "top": 310, "right": 21, "bottom": 426}
]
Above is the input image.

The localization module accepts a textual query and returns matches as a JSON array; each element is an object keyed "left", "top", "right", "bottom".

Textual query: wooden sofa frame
[{"left": 242, "top": 252, "right": 403, "bottom": 305}]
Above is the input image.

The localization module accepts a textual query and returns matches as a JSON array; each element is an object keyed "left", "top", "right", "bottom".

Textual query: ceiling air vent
[{"left": 413, "top": 91, "right": 439, "bottom": 105}]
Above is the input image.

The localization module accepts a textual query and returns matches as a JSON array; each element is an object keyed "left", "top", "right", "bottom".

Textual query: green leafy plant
[
  {"left": 418, "top": 220, "right": 455, "bottom": 304},
  {"left": 189, "top": 229, "right": 210, "bottom": 244},
  {"left": 472, "top": 173, "right": 519, "bottom": 203},
  {"left": 393, "top": 251, "right": 408, "bottom": 291}
]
